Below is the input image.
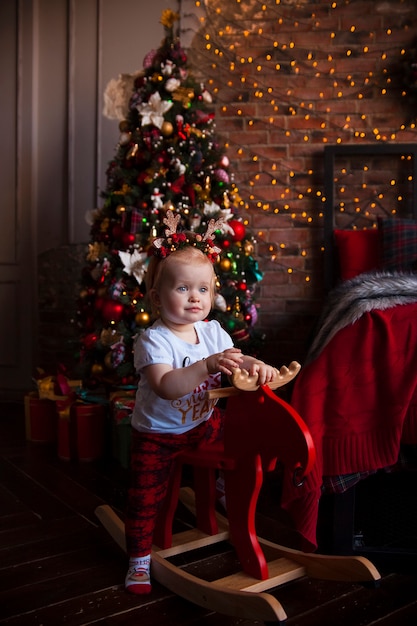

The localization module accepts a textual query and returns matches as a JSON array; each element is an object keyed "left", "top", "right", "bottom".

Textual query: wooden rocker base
[{"left": 95, "top": 487, "right": 381, "bottom": 624}]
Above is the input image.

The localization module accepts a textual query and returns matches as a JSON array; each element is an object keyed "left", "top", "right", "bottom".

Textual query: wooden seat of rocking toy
[{"left": 153, "top": 362, "right": 316, "bottom": 581}]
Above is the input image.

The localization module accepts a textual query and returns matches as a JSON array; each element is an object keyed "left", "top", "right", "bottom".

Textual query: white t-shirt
[{"left": 132, "top": 319, "right": 234, "bottom": 434}]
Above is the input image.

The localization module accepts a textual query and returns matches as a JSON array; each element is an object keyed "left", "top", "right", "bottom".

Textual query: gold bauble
[
  {"left": 220, "top": 258, "right": 232, "bottom": 272},
  {"left": 135, "top": 311, "right": 150, "bottom": 326},
  {"left": 161, "top": 121, "right": 174, "bottom": 136},
  {"left": 91, "top": 363, "right": 104, "bottom": 376}
]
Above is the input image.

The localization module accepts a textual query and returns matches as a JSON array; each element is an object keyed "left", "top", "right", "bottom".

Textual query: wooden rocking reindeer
[{"left": 96, "top": 361, "right": 380, "bottom": 624}]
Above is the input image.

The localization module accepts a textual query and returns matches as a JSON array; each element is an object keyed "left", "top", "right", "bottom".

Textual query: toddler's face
[{"left": 154, "top": 260, "right": 214, "bottom": 327}]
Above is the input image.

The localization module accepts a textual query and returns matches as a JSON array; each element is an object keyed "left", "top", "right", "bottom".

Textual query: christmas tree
[{"left": 76, "top": 10, "right": 264, "bottom": 387}]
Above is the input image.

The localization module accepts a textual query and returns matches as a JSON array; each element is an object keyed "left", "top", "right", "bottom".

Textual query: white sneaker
[{"left": 125, "top": 557, "right": 152, "bottom": 595}]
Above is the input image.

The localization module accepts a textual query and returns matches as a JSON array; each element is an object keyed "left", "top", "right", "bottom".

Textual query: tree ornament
[
  {"left": 91, "top": 363, "right": 104, "bottom": 376},
  {"left": 83, "top": 332, "right": 99, "bottom": 350},
  {"left": 219, "top": 257, "right": 232, "bottom": 272},
  {"left": 229, "top": 219, "right": 246, "bottom": 242},
  {"left": 161, "top": 121, "right": 174, "bottom": 136},
  {"left": 214, "top": 293, "right": 227, "bottom": 312},
  {"left": 213, "top": 168, "right": 230, "bottom": 184},
  {"left": 135, "top": 310, "right": 151, "bottom": 326},
  {"left": 226, "top": 318, "right": 237, "bottom": 331},
  {"left": 122, "top": 232, "right": 135, "bottom": 247},
  {"left": 137, "top": 92, "right": 173, "bottom": 129},
  {"left": 232, "top": 327, "right": 250, "bottom": 343},
  {"left": 118, "top": 249, "right": 148, "bottom": 284},
  {"left": 101, "top": 299, "right": 124, "bottom": 322}
]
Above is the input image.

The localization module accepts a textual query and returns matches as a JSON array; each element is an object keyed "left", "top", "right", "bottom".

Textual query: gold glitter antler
[
  {"left": 163, "top": 211, "right": 181, "bottom": 236},
  {"left": 151, "top": 210, "right": 224, "bottom": 262},
  {"left": 203, "top": 217, "right": 225, "bottom": 241}
]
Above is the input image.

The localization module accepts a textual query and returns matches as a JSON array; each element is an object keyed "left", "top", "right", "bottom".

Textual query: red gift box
[
  {"left": 24, "top": 391, "right": 58, "bottom": 443},
  {"left": 57, "top": 401, "right": 107, "bottom": 462}
]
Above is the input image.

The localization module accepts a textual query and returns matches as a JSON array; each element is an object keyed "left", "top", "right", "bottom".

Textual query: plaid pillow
[{"left": 379, "top": 217, "right": 417, "bottom": 272}]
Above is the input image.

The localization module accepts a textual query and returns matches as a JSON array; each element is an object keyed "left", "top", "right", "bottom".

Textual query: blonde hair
[{"left": 145, "top": 246, "right": 217, "bottom": 319}]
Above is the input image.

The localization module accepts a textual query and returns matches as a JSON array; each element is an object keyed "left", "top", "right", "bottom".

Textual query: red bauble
[
  {"left": 229, "top": 220, "right": 246, "bottom": 242},
  {"left": 122, "top": 232, "right": 135, "bottom": 247},
  {"left": 84, "top": 332, "right": 99, "bottom": 350},
  {"left": 238, "top": 281, "right": 247, "bottom": 291},
  {"left": 101, "top": 299, "right": 124, "bottom": 322}
]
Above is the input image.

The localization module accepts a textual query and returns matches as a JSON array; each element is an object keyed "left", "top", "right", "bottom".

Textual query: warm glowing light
[{"left": 192, "top": 0, "right": 415, "bottom": 285}]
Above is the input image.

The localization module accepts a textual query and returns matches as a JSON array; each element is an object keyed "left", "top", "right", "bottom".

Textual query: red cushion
[{"left": 334, "top": 229, "right": 381, "bottom": 281}]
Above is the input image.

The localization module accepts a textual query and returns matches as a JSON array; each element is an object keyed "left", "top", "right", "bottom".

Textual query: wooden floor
[{"left": 1, "top": 399, "right": 417, "bottom": 626}]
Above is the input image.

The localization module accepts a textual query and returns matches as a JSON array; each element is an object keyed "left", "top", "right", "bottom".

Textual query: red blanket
[{"left": 282, "top": 303, "right": 417, "bottom": 551}]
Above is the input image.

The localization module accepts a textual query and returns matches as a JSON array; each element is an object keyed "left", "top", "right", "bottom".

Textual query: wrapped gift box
[
  {"left": 24, "top": 391, "right": 58, "bottom": 443},
  {"left": 57, "top": 400, "right": 107, "bottom": 462},
  {"left": 110, "top": 392, "right": 135, "bottom": 469}
]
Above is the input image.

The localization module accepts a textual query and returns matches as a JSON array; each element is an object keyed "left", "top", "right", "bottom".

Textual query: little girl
[{"left": 124, "top": 213, "right": 276, "bottom": 594}]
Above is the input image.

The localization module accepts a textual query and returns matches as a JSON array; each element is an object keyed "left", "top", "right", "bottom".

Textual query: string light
[{"left": 185, "top": 0, "right": 417, "bottom": 279}]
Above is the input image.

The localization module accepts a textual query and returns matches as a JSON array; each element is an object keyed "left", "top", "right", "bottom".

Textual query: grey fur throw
[{"left": 307, "top": 271, "right": 417, "bottom": 363}]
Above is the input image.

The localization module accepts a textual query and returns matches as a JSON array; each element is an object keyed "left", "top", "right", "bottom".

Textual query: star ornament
[
  {"left": 118, "top": 250, "right": 148, "bottom": 285},
  {"left": 137, "top": 92, "right": 173, "bottom": 129}
]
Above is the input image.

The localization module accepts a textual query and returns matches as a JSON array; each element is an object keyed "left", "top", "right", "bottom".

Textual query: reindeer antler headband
[{"left": 152, "top": 210, "right": 224, "bottom": 263}]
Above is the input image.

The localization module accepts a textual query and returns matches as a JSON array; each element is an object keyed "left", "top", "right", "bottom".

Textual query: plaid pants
[{"left": 125, "top": 407, "right": 224, "bottom": 558}]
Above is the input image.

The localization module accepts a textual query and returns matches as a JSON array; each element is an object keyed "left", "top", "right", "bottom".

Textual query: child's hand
[
  {"left": 247, "top": 361, "right": 277, "bottom": 386},
  {"left": 205, "top": 348, "right": 243, "bottom": 376}
]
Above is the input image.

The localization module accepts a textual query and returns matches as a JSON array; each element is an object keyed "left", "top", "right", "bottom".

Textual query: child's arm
[{"left": 145, "top": 347, "right": 244, "bottom": 400}]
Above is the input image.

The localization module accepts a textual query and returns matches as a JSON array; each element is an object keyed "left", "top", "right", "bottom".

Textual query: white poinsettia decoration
[
  {"left": 118, "top": 250, "right": 148, "bottom": 285},
  {"left": 137, "top": 92, "right": 173, "bottom": 129}
]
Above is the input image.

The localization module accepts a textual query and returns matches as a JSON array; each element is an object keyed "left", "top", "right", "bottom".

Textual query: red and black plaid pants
[{"left": 125, "top": 407, "right": 224, "bottom": 558}]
